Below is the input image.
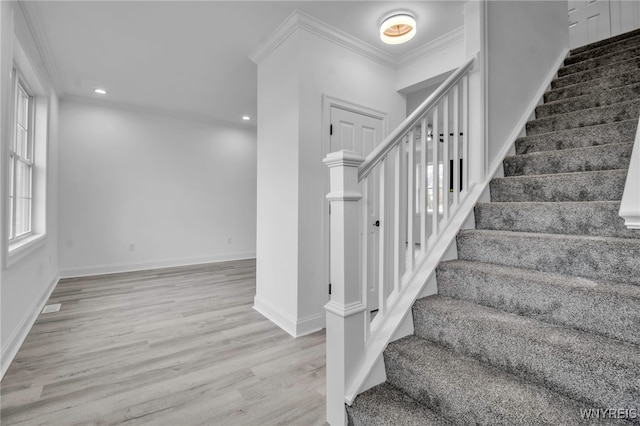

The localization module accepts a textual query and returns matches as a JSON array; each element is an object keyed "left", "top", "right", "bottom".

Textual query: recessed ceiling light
[
  {"left": 94, "top": 88, "right": 107, "bottom": 95},
  {"left": 242, "top": 115, "right": 251, "bottom": 121},
  {"left": 380, "top": 13, "right": 417, "bottom": 45}
]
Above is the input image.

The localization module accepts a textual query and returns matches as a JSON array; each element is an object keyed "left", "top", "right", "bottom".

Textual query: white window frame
[
  {"left": 8, "top": 71, "right": 35, "bottom": 243},
  {"left": 4, "top": 38, "right": 49, "bottom": 267}
]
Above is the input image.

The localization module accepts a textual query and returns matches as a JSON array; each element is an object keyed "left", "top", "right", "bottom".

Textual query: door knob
[{"left": 373, "top": 220, "right": 380, "bottom": 227}]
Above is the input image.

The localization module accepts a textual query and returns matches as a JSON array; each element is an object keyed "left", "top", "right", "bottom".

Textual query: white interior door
[
  {"left": 569, "top": 0, "right": 612, "bottom": 49},
  {"left": 330, "top": 106, "right": 383, "bottom": 312}
]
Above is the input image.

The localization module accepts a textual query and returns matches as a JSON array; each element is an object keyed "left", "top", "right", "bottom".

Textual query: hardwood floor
[{"left": 1, "top": 260, "right": 327, "bottom": 425}]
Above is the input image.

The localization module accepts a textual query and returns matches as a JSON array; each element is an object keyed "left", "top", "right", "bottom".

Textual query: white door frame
[{"left": 321, "top": 94, "right": 389, "bottom": 314}]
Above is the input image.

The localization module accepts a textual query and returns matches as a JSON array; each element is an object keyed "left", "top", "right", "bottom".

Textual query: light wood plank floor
[{"left": 1, "top": 259, "right": 327, "bottom": 425}]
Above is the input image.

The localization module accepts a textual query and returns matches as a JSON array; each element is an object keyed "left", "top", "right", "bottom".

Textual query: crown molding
[
  {"left": 18, "top": 1, "right": 64, "bottom": 94},
  {"left": 397, "top": 26, "right": 464, "bottom": 66},
  {"left": 250, "top": 10, "right": 395, "bottom": 68}
]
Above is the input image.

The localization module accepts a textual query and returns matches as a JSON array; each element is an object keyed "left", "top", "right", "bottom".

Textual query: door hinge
[
  {"left": 330, "top": 124, "right": 333, "bottom": 135},
  {"left": 329, "top": 283, "right": 332, "bottom": 295}
]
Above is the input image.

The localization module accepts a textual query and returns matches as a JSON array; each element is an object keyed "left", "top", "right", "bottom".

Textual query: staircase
[{"left": 347, "top": 30, "right": 640, "bottom": 425}]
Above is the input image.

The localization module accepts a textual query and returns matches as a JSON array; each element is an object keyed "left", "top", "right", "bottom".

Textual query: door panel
[
  {"left": 569, "top": 0, "right": 612, "bottom": 49},
  {"left": 330, "top": 106, "right": 383, "bottom": 312}
]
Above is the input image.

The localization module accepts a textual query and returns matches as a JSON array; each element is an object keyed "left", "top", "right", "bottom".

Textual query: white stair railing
[
  {"left": 619, "top": 116, "right": 640, "bottom": 229},
  {"left": 324, "top": 56, "right": 475, "bottom": 426}
]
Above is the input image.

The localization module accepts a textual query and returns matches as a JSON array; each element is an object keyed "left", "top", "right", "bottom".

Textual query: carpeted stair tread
[
  {"left": 515, "top": 120, "right": 636, "bottom": 154},
  {"left": 490, "top": 169, "right": 627, "bottom": 202},
  {"left": 552, "top": 56, "right": 640, "bottom": 89},
  {"left": 515, "top": 119, "right": 637, "bottom": 154},
  {"left": 526, "top": 98, "right": 640, "bottom": 135},
  {"left": 568, "top": 29, "right": 640, "bottom": 61},
  {"left": 536, "top": 82, "right": 640, "bottom": 118},
  {"left": 456, "top": 229, "right": 640, "bottom": 285},
  {"left": 503, "top": 142, "right": 632, "bottom": 176},
  {"left": 412, "top": 296, "right": 640, "bottom": 412},
  {"left": 346, "top": 383, "right": 452, "bottom": 426},
  {"left": 560, "top": 43, "right": 640, "bottom": 77},
  {"left": 436, "top": 260, "right": 640, "bottom": 345},
  {"left": 474, "top": 201, "right": 639, "bottom": 239},
  {"left": 384, "top": 336, "right": 597, "bottom": 425},
  {"left": 545, "top": 69, "right": 640, "bottom": 103}
]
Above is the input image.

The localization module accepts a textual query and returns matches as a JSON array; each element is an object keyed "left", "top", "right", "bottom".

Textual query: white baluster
[
  {"left": 432, "top": 106, "right": 439, "bottom": 238},
  {"left": 378, "top": 158, "right": 386, "bottom": 317},
  {"left": 420, "top": 117, "right": 428, "bottom": 254},
  {"left": 323, "top": 150, "right": 366, "bottom": 426},
  {"left": 393, "top": 143, "right": 403, "bottom": 296},
  {"left": 452, "top": 83, "right": 460, "bottom": 207},
  {"left": 442, "top": 94, "right": 449, "bottom": 221},
  {"left": 361, "top": 175, "right": 370, "bottom": 340},
  {"left": 406, "top": 131, "right": 415, "bottom": 274},
  {"left": 462, "top": 75, "right": 469, "bottom": 193}
]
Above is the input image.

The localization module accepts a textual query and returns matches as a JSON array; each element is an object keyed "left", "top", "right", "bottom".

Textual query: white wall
[
  {"left": 395, "top": 29, "right": 465, "bottom": 92},
  {"left": 485, "top": 1, "right": 569, "bottom": 171},
  {"left": 58, "top": 100, "right": 257, "bottom": 276},
  {"left": 254, "top": 19, "right": 405, "bottom": 337},
  {"left": 1, "top": 1, "right": 60, "bottom": 377},
  {"left": 297, "top": 30, "right": 405, "bottom": 330}
]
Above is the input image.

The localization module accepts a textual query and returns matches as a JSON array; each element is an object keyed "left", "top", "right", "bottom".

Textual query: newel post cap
[{"left": 323, "top": 150, "right": 366, "bottom": 168}]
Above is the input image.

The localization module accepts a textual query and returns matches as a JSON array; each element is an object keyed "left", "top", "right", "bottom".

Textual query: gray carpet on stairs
[
  {"left": 515, "top": 119, "right": 637, "bottom": 154},
  {"left": 347, "top": 28, "right": 640, "bottom": 426},
  {"left": 437, "top": 260, "right": 640, "bottom": 345}
]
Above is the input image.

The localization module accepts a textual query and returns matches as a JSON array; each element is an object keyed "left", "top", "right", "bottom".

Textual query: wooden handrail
[{"left": 358, "top": 56, "right": 475, "bottom": 181}]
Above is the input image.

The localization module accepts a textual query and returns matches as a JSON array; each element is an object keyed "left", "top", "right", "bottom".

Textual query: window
[
  {"left": 426, "top": 163, "right": 444, "bottom": 214},
  {"left": 8, "top": 73, "right": 34, "bottom": 242},
  {"left": 5, "top": 42, "right": 49, "bottom": 264}
]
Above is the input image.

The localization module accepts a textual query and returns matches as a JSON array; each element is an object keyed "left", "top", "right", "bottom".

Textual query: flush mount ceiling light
[
  {"left": 242, "top": 115, "right": 251, "bottom": 121},
  {"left": 94, "top": 88, "right": 107, "bottom": 95},
  {"left": 380, "top": 13, "right": 416, "bottom": 45}
]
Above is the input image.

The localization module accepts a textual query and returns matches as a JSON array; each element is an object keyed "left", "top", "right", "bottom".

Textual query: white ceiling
[{"left": 27, "top": 1, "right": 465, "bottom": 125}]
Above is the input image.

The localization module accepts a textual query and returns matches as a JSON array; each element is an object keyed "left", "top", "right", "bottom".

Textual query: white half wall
[
  {"left": 58, "top": 100, "right": 257, "bottom": 276},
  {"left": 485, "top": 0, "right": 569, "bottom": 169}
]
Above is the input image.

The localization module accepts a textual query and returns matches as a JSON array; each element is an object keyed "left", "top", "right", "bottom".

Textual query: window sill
[{"left": 6, "top": 233, "right": 47, "bottom": 268}]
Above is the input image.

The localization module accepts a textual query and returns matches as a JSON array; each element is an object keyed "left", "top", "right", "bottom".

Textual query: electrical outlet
[{"left": 129, "top": 242, "right": 135, "bottom": 251}]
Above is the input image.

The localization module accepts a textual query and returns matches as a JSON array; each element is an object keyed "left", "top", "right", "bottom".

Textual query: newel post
[{"left": 323, "top": 150, "right": 367, "bottom": 426}]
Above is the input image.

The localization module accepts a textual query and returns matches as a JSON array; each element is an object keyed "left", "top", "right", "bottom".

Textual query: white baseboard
[
  {"left": 1, "top": 274, "right": 59, "bottom": 379},
  {"left": 253, "top": 295, "right": 324, "bottom": 338},
  {"left": 488, "top": 47, "right": 570, "bottom": 179},
  {"left": 58, "top": 252, "right": 256, "bottom": 279}
]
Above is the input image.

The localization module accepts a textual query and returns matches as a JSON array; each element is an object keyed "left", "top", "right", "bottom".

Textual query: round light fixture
[
  {"left": 94, "top": 88, "right": 108, "bottom": 95},
  {"left": 242, "top": 115, "right": 251, "bottom": 121},
  {"left": 380, "top": 13, "right": 416, "bottom": 45}
]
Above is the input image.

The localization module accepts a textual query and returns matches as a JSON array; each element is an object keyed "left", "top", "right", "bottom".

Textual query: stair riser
[
  {"left": 552, "top": 57, "right": 640, "bottom": 89},
  {"left": 347, "top": 384, "right": 451, "bottom": 426},
  {"left": 384, "top": 338, "right": 585, "bottom": 425},
  {"left": 457, "top": 231, "right": 640, "bottom": 285},
  {"left": 436, "top": 262, "right": 640, "bottom": 345},
  {"left": 503, "top": 143, "right": 632, "bottom": 176},
  {"left": 515, "top": 120, "right": 637, "bottom": 155},
  {"left": 561, "top": 43, "right": 640, "bottom": 76},
  {"left": 475, "top": 202, "right": 640, "bottom": 239},
  {"left": 490, "top": 170, "right": 627, "bottom": 202},
  {"left": 545, "top": 70, "right": 640, "bottom": 103},
  {"left": 412, "top": 299, "right": 640, "bottom": 413},
  {"left": 567, "top": 31, "right": 640, "bottom": 63},
  {"left": 526, "top": 100, "right": 640, "bottom": 136},
  {"left": 536, "top": 83, "right": 640, "bottom": 118}
]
